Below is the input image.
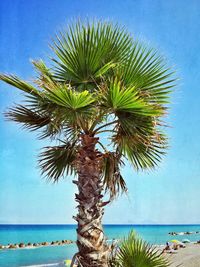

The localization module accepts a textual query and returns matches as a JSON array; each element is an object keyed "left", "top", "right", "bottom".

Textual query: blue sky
[{"left": 0, "top": 0, "right": 200, "bottom": 224}]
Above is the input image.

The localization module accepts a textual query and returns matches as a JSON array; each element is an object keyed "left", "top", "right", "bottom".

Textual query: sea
[{"left": 1, "top": 224, "right": 200, "bottom": 267}]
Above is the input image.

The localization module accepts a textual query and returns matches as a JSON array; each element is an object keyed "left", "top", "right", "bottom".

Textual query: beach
[{"left": 167, "top": 243, "right": 200, "bottom": 267}]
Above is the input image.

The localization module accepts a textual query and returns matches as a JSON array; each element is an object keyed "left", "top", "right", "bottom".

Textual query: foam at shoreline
[{"left": 20, "top": 263, "right": 62, "bottom": 267}]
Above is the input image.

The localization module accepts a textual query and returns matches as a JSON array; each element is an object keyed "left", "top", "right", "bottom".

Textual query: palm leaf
[
  {"left": 39, "top": 142, "right": 77, "bottom": 182},
  {"left": 4, "top": 105, "right": 50, "bottom": 131},
  {"left": 100, "top": 78, "right": 164, "bottom": 117},
  {"left": 116, "top": 42, "right": 176, "bottom": 105},
  {"left": 114, "top": 130, "right": 167, "bottom": 170},
  {"left": 45, "top": 84, "right": 95, "bottom": 110},
  {"left": 115, "top": 231, "right": 170, "bottom": 267},
  {"left": 0, "top": 74, "right": 41, "bottom": 96},
  {"left": 32, "top": 60, "right": 55, "bottom": 86},
  {"left": 51, "top": 21, "right": 132, "bottom": 86},
  {"left": 102, "top": 152, "right": 127, "bottom": 200}
]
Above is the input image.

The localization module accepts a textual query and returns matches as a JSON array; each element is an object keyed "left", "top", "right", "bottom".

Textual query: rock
[
  {"left": 64, "top": 240, "right": 71, "bottom": 244},
  {"left": 27, "top": 242, "right": 32, "bottom": 246},
  {"left": 19, "top": 243, "right": 25, "bottom": 248},
  {"left": 51, "top": 241, "right": 56, "bottom": 245},
  {"left": 8, "top": 244, "right": 17, "bottom": 249},
  {"left": 43, "top": 242, "right": 49, "bottom": 246},
  {"left": 41, "top": 241, "right": 49, "bottom": 246}
]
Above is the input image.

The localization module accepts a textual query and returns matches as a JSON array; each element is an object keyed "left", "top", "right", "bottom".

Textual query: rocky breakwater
[{"left": 0, "top": 239, "right": 73, "bottom": 250}]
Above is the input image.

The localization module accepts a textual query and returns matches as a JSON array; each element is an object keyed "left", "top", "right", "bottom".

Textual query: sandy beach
[{"left": 164, "top": 243, "right": 200, "bottom": 267}]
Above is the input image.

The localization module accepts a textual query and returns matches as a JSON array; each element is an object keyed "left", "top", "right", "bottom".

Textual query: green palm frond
[
  {"left": 115, "top": 131, "right": 167, "bottom": 170},
  {"left": 39, "top": 142, "right": 77, "bottom": 182},
  {"left": 116, "top": 112, "right": 154, "bottom": 137},
  {"left": 44, "top": 83, "right": 95, "bottom": 110},
  {"left": 114, "top": 231, "right": 169, "bottom": 267},
  {"left": 100, "top": 78, "right": 164, "bottom": 117},
  {"left": 32, "top": 60, "right": 52, "bottom": 76},
  {"left": 0, "top": 74, "right": 41, "bottom": 96},
  {"left": 43, "top": 83, "right": 96, "bottom": 128},
  {"left": 117, "top": 42, "right": 176, "bottom": 104},
  {"left": 102, "top": 152, "right": 127, "bottom": 200},
  {"left": 51, "top": 21, "right": 132, "bottom": 86},
  {"left": 32, "top": 60, "right": 55, "bottom": 85}
]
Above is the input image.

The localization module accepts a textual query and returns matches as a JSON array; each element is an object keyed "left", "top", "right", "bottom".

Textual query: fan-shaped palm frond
[
  {"left": 100, "top": 78, "right": 163, "bottom": 117},
  {"left": 4, "top": 99, "right": 77, "bottom": 140},
  {"left": 39, "top": 142, "right": 77, "bottom": 182},
  {"left": 44, "top": 83, "right": 95, "bottom": 110},
  {"left": 116, "top": 42, "right": 176, "bottom": 104},
  {"left": 51, "top": 22, "right": 133, "bottom": 86},
  {"left": 112, "top": 231, "right": 169, "bottom": 267},
  {"left": 114, "top": 128, "right": 167, "bottom": 170},
  {"left": 102, "top": 152, "right": 127, "bottom": 200},
  {"left": 4, "top": 105, "right": 50, "bottom": 131},
  {"left": 42, "top": 82, "right": 97, "bottom": 129}
]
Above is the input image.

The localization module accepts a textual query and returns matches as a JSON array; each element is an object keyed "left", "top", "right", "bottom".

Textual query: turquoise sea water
[{"left": 1, "top": 224, "right": 200, "bottom": 267}]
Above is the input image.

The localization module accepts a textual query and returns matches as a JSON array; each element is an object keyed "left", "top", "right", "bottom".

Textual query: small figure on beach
[{"left": 162, "top": 242, "right": 178, "bottom": 254}]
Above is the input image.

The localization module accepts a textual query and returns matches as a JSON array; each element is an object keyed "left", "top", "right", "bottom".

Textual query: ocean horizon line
[{"left": 1, "top": 223, "right": 200, "bottom": 226}]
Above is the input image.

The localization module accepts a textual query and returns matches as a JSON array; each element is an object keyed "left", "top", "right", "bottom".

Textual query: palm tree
[
  {"left": 0, "top": 21, "right": 175, "bottom": 267},
  {"left": 110, "top": 231, "right": 170, "bottom": 267}
]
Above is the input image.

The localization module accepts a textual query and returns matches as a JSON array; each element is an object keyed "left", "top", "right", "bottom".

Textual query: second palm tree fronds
[{"left": 110, "top": 231, "right": 170, "bottom": 267}]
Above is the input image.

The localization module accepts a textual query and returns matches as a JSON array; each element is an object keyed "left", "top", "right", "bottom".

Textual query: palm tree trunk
[{"left": 73, "top": 134, "right": 109, "bottom": 267}]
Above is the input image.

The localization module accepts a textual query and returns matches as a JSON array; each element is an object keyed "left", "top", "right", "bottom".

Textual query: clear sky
[{"left": 0, "top": 0, "right": 200, "bottom": 225}]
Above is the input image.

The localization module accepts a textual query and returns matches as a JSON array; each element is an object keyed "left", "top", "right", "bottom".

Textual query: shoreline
[{"left": 1, "top": 241, "right": 200, "bottom": 266}]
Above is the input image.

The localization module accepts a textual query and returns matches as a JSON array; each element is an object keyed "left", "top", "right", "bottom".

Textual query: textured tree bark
[{"left": 73, "top": 134, "right": 109, "bottom": 267}]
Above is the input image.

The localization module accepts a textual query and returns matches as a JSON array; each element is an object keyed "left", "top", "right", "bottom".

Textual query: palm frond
[
  {"left": 32, "top": 59, "right": 52, "bottom": 77},
  {"left": 39, "top": 142, "right": 77, "bottom": 182},
  {"left": 32, "top": 60, "right": 57, "bottom": 88},
  {"left": 102, "top": 152, "right": 127, "bottom": 200},
  {"left": 114, "top": 130, "right": 167, "bottom": 170},
  {"left": 45, "top": 83, "right": 95, "bottom": 110},
  {"left": 100, "top": 78, "right": 164, "bottom": 117},
  {"left": 0, "top": 74, "right": 41, "bottom": 96},
  {"left": 114, "top": 231, "right": 170, "bottom": 267},
  {"left": 4, "top": 105, "right": 50, "bottom": 131},
  {"left": 117, "top": 42, "right": 176, "bottom": 105},
  {"left": 42, "top": 83, "right": 97, "bottom": 129},
  {"left": 51, "top": 21, "right": 132, "bottom": 86}
]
